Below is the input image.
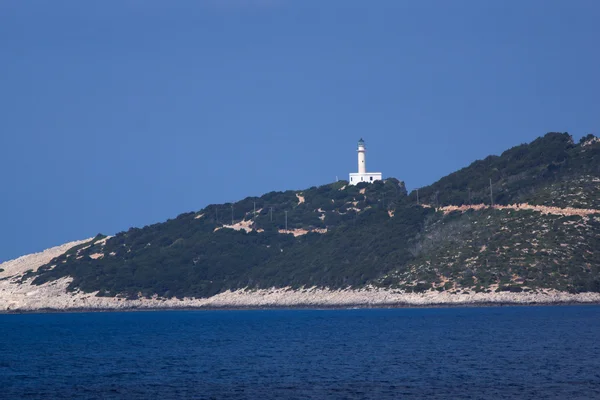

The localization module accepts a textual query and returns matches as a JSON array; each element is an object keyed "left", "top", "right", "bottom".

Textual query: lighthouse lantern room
[{"left": 348, "top": 138, "right": 382, "bottom": 185}]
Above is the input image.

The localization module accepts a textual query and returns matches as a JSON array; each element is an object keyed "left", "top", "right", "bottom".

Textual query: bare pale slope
[{"left": 0, "top": 239, "right": 91, "bottom": 279}]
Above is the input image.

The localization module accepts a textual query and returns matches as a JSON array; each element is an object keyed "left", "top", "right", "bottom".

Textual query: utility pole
[
  {"left": 284, "top": 211, "right": 288, "bottom": 233},
  {"left": 489, "top": 178, "right": 494, "bottom": 206}
]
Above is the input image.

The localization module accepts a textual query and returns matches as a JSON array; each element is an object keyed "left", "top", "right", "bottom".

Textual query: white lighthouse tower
[{"left": 349, "top": 138, "right": 382, "bottom": 185}]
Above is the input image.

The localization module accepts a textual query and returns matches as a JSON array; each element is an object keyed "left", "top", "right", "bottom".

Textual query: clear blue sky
[{"left": 1, "top": 0, "right": 598, "bottom": 261}]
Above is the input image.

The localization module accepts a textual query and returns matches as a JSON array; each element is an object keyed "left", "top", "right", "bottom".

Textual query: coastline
[
  {"left": 2, "top": 277, "right": 600, "bottom": 314},
  {"left": 3, "top": 301, "right": 600, "bottom": 315}
]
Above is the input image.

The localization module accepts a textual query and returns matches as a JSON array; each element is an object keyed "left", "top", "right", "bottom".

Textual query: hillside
[
  {"left": 411, "top": 132, "right": 600, "bottom": 208},
  {"left": 2, "top": 132, "right": 599, "bottom": 310}
]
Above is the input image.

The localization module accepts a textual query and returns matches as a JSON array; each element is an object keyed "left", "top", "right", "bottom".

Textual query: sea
[{"left": 1, "top": 306, "right": 600, "bottom": 399}]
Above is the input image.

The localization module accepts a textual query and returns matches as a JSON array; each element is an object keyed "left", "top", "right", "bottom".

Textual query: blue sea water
[{"left": 1, "top": 306, "right": 600, "bottom": 399}]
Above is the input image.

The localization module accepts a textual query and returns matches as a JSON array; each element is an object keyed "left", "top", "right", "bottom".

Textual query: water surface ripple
[{"left": 1, "top": 306, "right": 599, "bottom": 399}]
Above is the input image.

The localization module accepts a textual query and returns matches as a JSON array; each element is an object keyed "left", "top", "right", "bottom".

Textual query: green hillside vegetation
[
  {"left": 411, "top": 132, "right": 600, "bottom": 208},
  {"left": 380, "top": 208, "right": 600, "bottom": 293},
  {"left": 32, "top": 133, "right": 600, "bottom": 298}
]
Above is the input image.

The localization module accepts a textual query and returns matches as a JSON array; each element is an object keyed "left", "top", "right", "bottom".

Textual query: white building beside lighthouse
[{"left": 349, "top": 138, "right": 382, "bottom": 185}]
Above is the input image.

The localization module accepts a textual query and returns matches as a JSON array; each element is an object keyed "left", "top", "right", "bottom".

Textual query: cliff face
[{"left": 1, "top": 132, "right": 599, "bottom": 310}]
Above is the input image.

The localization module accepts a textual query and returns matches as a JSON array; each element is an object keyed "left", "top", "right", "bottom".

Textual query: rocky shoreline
[
  {"left": 3, "top": 301, "right": 599, "bottom": 315},
  {"left": 2, "top": 276, "right": 600, "bottom": 314}
]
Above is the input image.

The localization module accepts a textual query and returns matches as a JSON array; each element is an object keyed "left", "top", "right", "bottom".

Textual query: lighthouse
[{"left": 349, "top": 138, "right": 382, "bottom": 185}]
